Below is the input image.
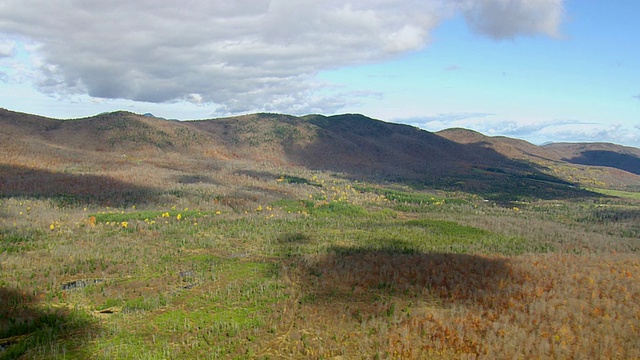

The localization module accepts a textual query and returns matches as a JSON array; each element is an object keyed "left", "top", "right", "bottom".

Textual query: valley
[{"left": 1, "top": 109, "right": 639, "bottom": 359}]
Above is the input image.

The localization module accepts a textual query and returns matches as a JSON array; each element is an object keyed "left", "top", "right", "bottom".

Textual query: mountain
[
  {"left": 189, "top": 113, "right": 521, "bottom": 179},
  {"left": 437, "top": 128, "right": 640, "bottom": 191},
  {"left": 543, "top": 142, "right": 640, "bottom": 176},
  {"left": 436, "top": 128, "right": 562, "bottom": 162},
  {"left": 183, "top": 113, "right": 593, "bottom": 199},
  {"left": 1, "top": 108, "right": 639, "bottom": 202}
]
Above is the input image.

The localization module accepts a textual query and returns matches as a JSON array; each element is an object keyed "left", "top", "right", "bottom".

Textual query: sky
[{"left": 1, "top": 0, "right": 639, "bottom": 147}]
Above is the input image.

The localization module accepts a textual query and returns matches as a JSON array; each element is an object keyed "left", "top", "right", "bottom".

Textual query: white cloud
[
  {"left": 383, "top": 25, "right": 428, "bottom": 53},
  {"left": 0, "top": 0, "right": 565, "bottom": 114},
  {"left": 398, "top": 112, "right": 640, "bottom": 147},
  {"left": 539, "top": 123, "right": 640, "bottom": 145},
  {"left": 185, "top": 93, "right": 203, "bottom": 105},
  {"left": 398, "top": 112, "right": 496, "bottom": 130},
  {"left": 0, "top": 40, "right": 15, "bottom": 58}
]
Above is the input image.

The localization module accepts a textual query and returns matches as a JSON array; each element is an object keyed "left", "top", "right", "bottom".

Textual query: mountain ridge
[{"left": 2, "top": 108, "right": 639, "bottom": 200}]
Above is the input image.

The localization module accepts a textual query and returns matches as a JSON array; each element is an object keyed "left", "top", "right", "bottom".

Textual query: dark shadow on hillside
[
  {"left": 0, "top": 164, "right": 159, "bottom": 207},
  {"left": 0, "top": 286, "right": 99, "bottom": 359},
  {"left": 585, "top": 207, "right": 640, "bottom": 222},
  {"left": 566, "top": 150, "right": 640, "bottom": 175},
  {"left": 283, "top": 115, "right": 598, "bottom": 201},
  {"left": 174, "top": 174, "right": 219, "bottom": 185},
  {"left": 293, "top": 241, "right": 523, "bottom": 312},
  {"left": 581, "top": 207, "right": 640, "bottom": 239}
]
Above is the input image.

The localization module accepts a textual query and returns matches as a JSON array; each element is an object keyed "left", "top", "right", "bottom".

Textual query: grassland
[
  {"left": 2, "top": 108, "right": 640, "bottom": 358},
  {"left": 1, "top": 167, "right": 640, "bottom": 359},
  {"left": 586, "top": 187, "right": 640, "bottom": 200}
]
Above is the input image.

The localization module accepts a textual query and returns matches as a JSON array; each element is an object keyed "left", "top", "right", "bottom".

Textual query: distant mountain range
[{"left": 1, "top": 108, "right": 639, "bottom": 201}]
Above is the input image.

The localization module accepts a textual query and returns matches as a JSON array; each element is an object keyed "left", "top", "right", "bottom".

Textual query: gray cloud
[
  {"left": 459, "top": 0, "right": 564, "bottom": 39},
  {"left": 0, "top": 0, "right": 565, "bottom": 114}
]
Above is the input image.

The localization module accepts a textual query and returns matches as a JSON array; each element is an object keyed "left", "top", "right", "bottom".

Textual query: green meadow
[{"left": 1, "top": 171, "right": 640, "bottom": 359}]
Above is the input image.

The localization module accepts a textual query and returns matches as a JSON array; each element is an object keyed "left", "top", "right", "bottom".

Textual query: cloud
[
  {"left": 474, "top": 119, "right": 583, "bottom": 138},
  {"left": 397, "top": 112, "right": 495, "bottom": 130},
  {"left": 0, "top": 40, "right": 15, "bottom": 58},
  {"left": 634, "top": 95, "right": 640, "bottom": 101},
  {"left": 0, "top": 0, "right": 565, "bottom": 114},
  {"left": 537, "top": 123, "right": 640, "bottom": 147},
  {"left": 399, "top": 112, "right": 640, "bottom": 147},
  {"left": 459, "top": 0, "right": 564, "bottom": 39}
]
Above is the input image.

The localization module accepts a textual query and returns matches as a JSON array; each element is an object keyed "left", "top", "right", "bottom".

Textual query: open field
[
  {"left": 586, "top": 187, "right": 640, "bottom": 200},
  {"left": 1, "top": 167, "right": 640, "bottom": 359},
  {"left": 2, "top": 110, "right": 640, "bottom": 358}
]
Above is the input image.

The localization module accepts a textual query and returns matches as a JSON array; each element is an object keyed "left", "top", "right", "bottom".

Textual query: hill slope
[
  {"left": 437, "top": 128, "right": 640, "bottom": 191},
  {"left": 544, "top": 142, "right": 640, "bottom": 175},
  {"left": 436, "top": 128, "right": 561, "bottom": 162},
  {"left": 187, "top": 113, "right": 590, "bottom": 199},
  {"left": 2, "top": 108, "right": 639, "bottom": 201}
]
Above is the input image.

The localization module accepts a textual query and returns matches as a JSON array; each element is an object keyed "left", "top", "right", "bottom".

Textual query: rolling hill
[
  {"left": 437, "top": 127, "right": 640, "bottom": 192},
  {"left": 2, "top": 108, "right": 639, "bottom": 201},
  {"left": 544, "top": 142, "right": 640, "bottom": 175}
]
